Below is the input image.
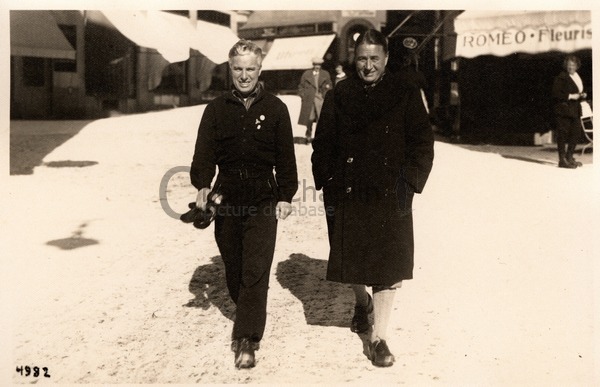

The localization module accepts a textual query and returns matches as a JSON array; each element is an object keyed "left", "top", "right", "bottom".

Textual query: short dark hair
[
  {"left": 563, "top": 55, "right": 581, "bottom": 70},
  {"left": 354, "top": 29, "right": 388, "bottom": 54}
]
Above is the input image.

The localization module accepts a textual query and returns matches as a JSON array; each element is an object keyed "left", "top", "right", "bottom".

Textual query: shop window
[
  {"left": 155, "top": 62, "right": 187, "bottom": 94},
  {"left": 54, "top": 60, "right": 76, "bottom": 72},
  {"left": 23, "top": 57, "right": 45, "bottom": 87}
]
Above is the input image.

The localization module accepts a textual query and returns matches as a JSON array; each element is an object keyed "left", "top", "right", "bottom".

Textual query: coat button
[
  {"left": 385, "top": 125, "right": 389, "bottom": 133},
  {"left": 347, "top": 157, "right": 354, "bottom": 163},
  {"left": 346, "top": 187, "right": 352, "bottom": 193}
]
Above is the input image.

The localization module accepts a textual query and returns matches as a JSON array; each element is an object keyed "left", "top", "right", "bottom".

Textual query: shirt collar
[
  {"left": 231, "top": 82, "right": 263, "bottom": 101},
  {"left": 363, "top": 70, "right": 386, "bottom": 91}
]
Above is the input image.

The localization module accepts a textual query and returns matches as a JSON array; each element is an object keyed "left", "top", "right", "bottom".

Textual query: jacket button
[
  {"left": 347, "top": 157, "right": 354, "bottom": 163},
  {"left": 346, "top": 187, "right": 352, "bottom": 193}
]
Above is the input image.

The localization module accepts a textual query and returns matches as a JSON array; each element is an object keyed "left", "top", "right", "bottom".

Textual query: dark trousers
[
  {"left": 214, "top": 199, "right": 277, "bottom": 343},
  {"left": 556, "top": 115, "right": 581, "bottom": 159}
]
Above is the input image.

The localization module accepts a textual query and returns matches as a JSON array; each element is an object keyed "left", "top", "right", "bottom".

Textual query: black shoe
[
  {"left": 558, "top": 158, "right": 577, "bottom": 169},
  {"left": 368, "top": 339, "right": 395, "bottom": 367},
  {"left": 567, "top": 157, "right": 583, "bottom": 167},
  {"left": 233, "top": 338, "right": 256, "bottom": 369},
  {"left": 351, "top": 294, "right": 373, "bottom": 333}
]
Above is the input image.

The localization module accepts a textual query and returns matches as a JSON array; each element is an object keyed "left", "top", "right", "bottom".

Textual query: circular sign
[{"left": 403, "top": 37, "right": 418, "bottom": 49}]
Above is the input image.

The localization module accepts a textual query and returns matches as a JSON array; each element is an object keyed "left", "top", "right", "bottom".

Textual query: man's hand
[
  {"left": 195, "top": 187, "right": 211, "bottom": 210},
  {"left": 276, "top": 201, "right": 292, "bottom": 220}
]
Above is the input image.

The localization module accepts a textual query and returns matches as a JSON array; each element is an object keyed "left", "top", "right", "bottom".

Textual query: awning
[
  {"left": 239, "top": 10, "right": 338, "bottom": 30},
  {"left": 10, "top": 10, "right": 75, "bottom": 59},
  {"left": 99, "top": 10, "right": 239, "bottom": 64},
  {"left": 261, "top": 34, "right": 336, "bottom": 71},
  {"left": 190, "top": 18, "right": 241, "bottom": 64},
  {"left": 454, "top": 10, "right": 592, "bottom": 58}
]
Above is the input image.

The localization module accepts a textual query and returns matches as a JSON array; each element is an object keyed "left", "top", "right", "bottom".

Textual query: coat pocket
[{"left": 253, "top": 128, "right": 275, "bottom": 144}]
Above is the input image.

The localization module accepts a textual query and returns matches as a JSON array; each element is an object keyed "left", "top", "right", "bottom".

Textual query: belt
[{"left": 218, "top": 167, "right": 273, "bottom": 180}]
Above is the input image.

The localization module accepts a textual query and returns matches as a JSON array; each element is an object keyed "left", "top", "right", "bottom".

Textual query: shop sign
[
  {"left": 457, "top": 23, "right": 592, "bottom": 58},
  {"left": 341, "top": 10, "right": 377, "bottom": 18}
]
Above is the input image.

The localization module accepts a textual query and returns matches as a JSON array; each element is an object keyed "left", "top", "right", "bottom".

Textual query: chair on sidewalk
[{"left": 580, "top": 100, "right": 593, "bottom": 156}]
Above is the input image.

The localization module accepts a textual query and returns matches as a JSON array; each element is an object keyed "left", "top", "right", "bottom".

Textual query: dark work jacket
[
  {"left": 552, "top": 71, "right": 587, "bottom": 118},
  {"left": 191, "top": 88, "right": 298, "bottom": 203},
  {"left": 311, "top": 72, "right": 434, "bottom": 285}
]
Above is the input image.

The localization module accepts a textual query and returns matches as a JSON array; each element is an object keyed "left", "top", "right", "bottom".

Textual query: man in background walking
[{"left": 297, "top": 57, "right": 332, "bottom": 143}]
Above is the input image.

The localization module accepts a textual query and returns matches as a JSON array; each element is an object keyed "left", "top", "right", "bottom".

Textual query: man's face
[
  {"left": 313, "top": 63, "right": 321, "bottom": 72},
  {"left": 566, "top": 60, "right": 578, "bottom": 75},
  {"left": 355, "top": 43, "right": 388, "bottom": 84},
  {"left": 230, "top": 53, "right": 261, "bottom": 96}
]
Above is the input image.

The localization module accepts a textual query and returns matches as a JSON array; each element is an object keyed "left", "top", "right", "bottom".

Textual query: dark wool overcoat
[
  {"left": 312, "top": 72, "right": 434, "bottom": 285},
  {"left": 297, "top": 69, "right": 332, "bottom": 126}
]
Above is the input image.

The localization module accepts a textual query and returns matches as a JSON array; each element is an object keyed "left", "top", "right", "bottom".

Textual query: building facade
[{"left": 10, "top": 10, "right": 243, "bottom": 119}]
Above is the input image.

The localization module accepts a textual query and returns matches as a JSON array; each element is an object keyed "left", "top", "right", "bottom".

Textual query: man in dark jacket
[
  {"left": 190, "top": 39, "right": 298, "bottom": 369},
  {"left": 312, "top": 29, "right": 434, "bottom": 367},
  {"left": 552, "top": 55, "right": 588, "bottom": 168}
]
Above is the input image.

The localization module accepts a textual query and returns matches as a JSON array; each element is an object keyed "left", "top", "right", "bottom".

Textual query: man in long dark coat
[
  {"left": 297, "top": 57, "right": 332, "bottom": 142},
  {"left": 311, "top": 29, "right": 434, "bottom": 367}
]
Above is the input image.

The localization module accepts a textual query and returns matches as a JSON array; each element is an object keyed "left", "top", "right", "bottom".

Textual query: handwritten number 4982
[{"left": 16, "top": 365, "right": 50, "bottom": 378}]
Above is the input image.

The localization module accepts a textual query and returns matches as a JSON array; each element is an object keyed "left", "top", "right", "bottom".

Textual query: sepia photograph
[{"left": 2, "top": 0, "right": 599, "bottom": 385}]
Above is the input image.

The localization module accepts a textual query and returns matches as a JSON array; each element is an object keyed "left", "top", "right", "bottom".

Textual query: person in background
[
  {"left": 311, "top": 29, "right": 434, "bottom": 367},
  {"left": 552, "top": 54, "right": 588, "bottom": 168},
  {"left": 297, "top": 57, "right": 332, "bottom": 143},
  {"left": 334, "top": 63, "right": 348, "bottom": 85},
  {"left": 397, "top": 51, "right": 430, "bottom": 115},
  {"left": 190, "top": 39, "right": 298, "bottom": 369}
]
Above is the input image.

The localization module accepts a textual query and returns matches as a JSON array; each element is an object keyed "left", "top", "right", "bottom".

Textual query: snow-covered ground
[{"left": 3, "top": 95, "right": 599, "bottom": 385}]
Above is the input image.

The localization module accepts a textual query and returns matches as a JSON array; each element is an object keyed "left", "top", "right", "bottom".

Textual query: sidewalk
[
  {"left": 10, "top": 118, "right": 593, "bottom": 176},
  {"left": 435, "top": 135, "right": 593, "bottom": 168}
]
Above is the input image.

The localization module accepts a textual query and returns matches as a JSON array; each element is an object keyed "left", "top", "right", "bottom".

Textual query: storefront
[
  {"left": 86, "top": 10, "right": 240, "bottom": 112},
  {"left": 10, "top": 10, "right": 78, "bottom": 118},
  {"left": 444, "top": 10, "right": 592, "bottom": 144},
  {"left": 237, "top": 10, "right": 386, "bottom": 92}
]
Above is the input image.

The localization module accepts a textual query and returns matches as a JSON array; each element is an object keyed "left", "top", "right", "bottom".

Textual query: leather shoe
[
  {"left": 351, "top": 294, "right": 373, "bottom": 333},
  {"left": 233, "top": 338, "right": 256, "bottom": 369},
  {"left": 558, "top": 158, "right": 577, "bottom": 169},
  {"left": 368, "top": 339, "right": 395, "bottom": 367},
  {"left": 567, "top": 157, "right": 582, "bottom": 167}
]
